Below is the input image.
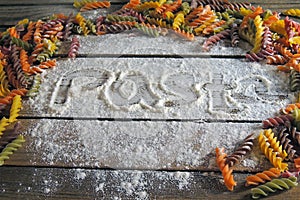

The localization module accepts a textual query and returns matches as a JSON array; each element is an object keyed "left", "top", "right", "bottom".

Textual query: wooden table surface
[{"left": 1, "top": 0, "right": 300, "bottom": 199}]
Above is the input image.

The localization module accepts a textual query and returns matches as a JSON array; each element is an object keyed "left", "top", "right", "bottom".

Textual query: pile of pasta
[{"left": 1, "top": 0, "right": 300, "bottom": 198}]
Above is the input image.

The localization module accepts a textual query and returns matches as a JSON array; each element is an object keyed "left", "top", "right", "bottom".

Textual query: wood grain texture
[
  {"left": 0, "top": 5, "right": 121, "bottom": 26},
  {"left": 6, "top": 118, "right": 277, "bottom": 171},
  {"left": 0, "top": 1, "right": 300, "bottom": 26},
  {"left": 1, "top": 0, "right": 300, "bottom": 199},
  {"left": 0, "top": 166, "right": 299, "bottom": 200}
]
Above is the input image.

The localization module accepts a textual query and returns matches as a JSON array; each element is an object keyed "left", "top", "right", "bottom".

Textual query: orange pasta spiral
[
  {"left": 33, "top": 20, "right": 44, "bottom": 44},
  {"left": 122, "top": 0, "right": 140, "bottom": 9},
  {"left": 173, "top": 29, "right": 195, "bottom": 41},
  {"left": 185, "top": 6, "right": 204, "bottom": 22},
  {"left": 20, "top": 49, "right": 31, "bottom": 73},
  {"left": 7, "top": 27, "right": 19, "bottom": 39},
  {"left": 161, "top": 0, "right": 182, "bottom": 18},
  {"left": 216, "top": 147, "right": 237, "bottom": 191},
  {"left": 295, "top": 157, "right": 300, "bottom": 169},
  {"left": 28, "top": 59, "right": 56, "bottom": 74},
  {"left": 80, "top": 1, "right": 111, "bottom": 12},
  {"left": 22, "top": 21, "right": 36, "bottom": 42},
  {"left": 0, "top": 89, "right": 27, "bottom": 105},
  {"left": 245, "top": 168, "right": 281, "bottom": 186},
  {"left": 280, "top": 103, "right": 300, "bottom": 114}
]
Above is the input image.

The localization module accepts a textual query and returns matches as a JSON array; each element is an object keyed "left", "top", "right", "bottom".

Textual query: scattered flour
[
  {"left": 25, "top": 118, "right": 264, "bottom": 170},
  {"left": 15, "top": 17, "right": 294, "bottom": 197}
]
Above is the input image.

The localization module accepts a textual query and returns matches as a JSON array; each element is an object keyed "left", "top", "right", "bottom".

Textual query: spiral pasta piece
[
  {"left": 8, "top": 95, "right": 22, "bottom": 123},
  {"left": 280, "top": 103, "right": 300, "bottom": 115},
  {"left": 0, "top": 122, "right": 21, "bottom": 151},
  {"left": 122, "top": 0, "right": 140, "bottom": 9},
  {"left": 7, "top": 27, "right": 19, "bottom": 39},
  {"left": 22, "top": 21, "right": 36, "bottom": 42},
  {"left": 80, "top": 1, "right": 110, "bottom": 12},
  {"left": 0, "top": 134, "right": 25, "bottom": 166},
  {"left": 73, "top": 0, "right": 95, "bottom": 8},
  {"left": 251, "top": 177, "right": 298, "bottom": 199},
  {"left": 0, "top": 89, "right": 27, "bottom": 105},
  {"left": 75, "top": 13, "right": 90, "bottom": 36},
  {"left": 173, "top": 28, "right": 194, "bottom": 41},
  {"left": 135, "top": 23, "right": 160, "bottom": 37},
  {"left": 274, "top": 126, "right": 298, "bottom": 161},
  {"left": 185, "top": 6, "right": 204, "bottom": 22},
  {"left": 263, "top": 129, "right": 287, "bottom": 160},
  {"left": 216, "top": 147, "right": 237, "bottom": 191},
  {"left": 266, "top": 55, "right": 289, "bottom": 65},
  {"left": 0, "top": 117, "right": 10, "bottom": 138},
  {"left": 262, "top": 114, "right": 293, "bottom": 129},
  {"left": 202, "top": 29, "right": 230, "bottom": 51},
  {"left": 134, "top": 1, "right": 160, "bottom": 12},
  {"left": 245, "top": 168, "right": 281, "bottom": 186},
  {"left": 225, "top": 133, "right": 255, "bottom": 167},
  {"left": 0, "top": 65, "right": 10, "bottom": 98},
  {"left": 161, "top": 0, "right": 182, "bottom": 17},
  {"left": 258, "top": 132, "right": 288, "bottom": 171},
  {"left": 173, "top": 13, "right": 184, "bottom": 30},
  {"left": 295, "top": 157, "right": 300, "bottom": 169},
  {"left": 68, "top": 37, "right": 80, "bottom": 58},
  {"left": 33, "top": 20, "right": 44, "bottom": 44},
  {"left": 11, "top": 37, "right": 32, "bottom": 51},
  {"left": 283, "top": 9, "right": 300, "bottom": 18},
  {"left": 251, "top": 15, "right": 264, "bottom": 53}
]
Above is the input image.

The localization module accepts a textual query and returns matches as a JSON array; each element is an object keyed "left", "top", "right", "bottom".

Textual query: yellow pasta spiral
[
  {"left": 283, "top": 9, "right": 300, "bottom": 18},
  {"left": 173, "top": 13, "right": 184, "bottom": 30},
  {"left": 252, "top": 15, "right": 264, "bottom": 53},
  {"left": 134, "top": 1, "right": 160, "bottom": 12},
  {"left": 9, "top": 95, "right": 22, "bottom": 123},
  {"left": 289, "top": 36, "right": 300, "bottom": 45},
  {"left": 270, "top": 19, "right": 286, "bottom": 37},
  {"left": 263, "top": 129, "right": 287, "bottom": 159},
  {"left": 258, "top": 132, "right": 288, "bottom": 171},
  {"left": 0, "top": 117, "right": 10, "bottom": 138},
  {"left": 75, "top": 13, "right": 90, "bottom": 36},
  {"left": 0, "top": 64, "right": 10, "bottom": 98},
  {"left": 240, "top": 7, "right": 253, "bottom": 16}
]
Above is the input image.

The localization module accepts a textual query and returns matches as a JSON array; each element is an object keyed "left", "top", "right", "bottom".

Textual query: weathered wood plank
[
  {"left": 21, "top": 57, "right": 291, "bottom": 120},
  {"left": 4, "top": 118, "right": 285, "bottom": 171},
  {"left": 0, "top": 5, "right": 121, "bottom": 26},
  {"left": 0, "top": 166, "right": 299, "bottom": 200},
  {"left": 0, "top": 2, "right": 299, "bottom": 26}
]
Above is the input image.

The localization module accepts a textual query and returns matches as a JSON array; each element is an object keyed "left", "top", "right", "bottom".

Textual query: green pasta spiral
[
  {"left": 0, "top": 134, "right": 25, "bottom": 166},
  {"left": 11, "top": 37, "right": 33, "bottom": 51},
  {"left": 251, "top": 177, "right": 298, "bottom": 199},
  {"left": 106, "top": 14, "right": 137, "bottom": 23},
  {"left": 135, "top": 23, "right": 160, "bottom": 37},
  {"left": 86, "top": 19, "right": 97, "bottom": 35},
  {"left": 27, "top": 74, "right": 41, "bottom": 97}
]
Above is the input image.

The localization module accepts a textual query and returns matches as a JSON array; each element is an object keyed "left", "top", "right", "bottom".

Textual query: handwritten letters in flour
[{"left": 34, "top": 58, "right": 290, "bottom": 120}]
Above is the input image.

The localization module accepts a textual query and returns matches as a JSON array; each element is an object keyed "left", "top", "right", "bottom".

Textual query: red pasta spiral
[
  {"left": 68, "top": 37, "right": 80, "bottom": 59},
  {"left": 225, "top": 133, "right": 255, "bottom": 167},
  {"left": 262, "top": 114, "right": 294, "bottom": 129},
  {"left": 202, "top": 29, "right": 230, "bottom": 51}
]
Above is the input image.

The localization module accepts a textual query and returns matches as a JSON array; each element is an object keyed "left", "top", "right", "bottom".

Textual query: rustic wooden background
[{"left": 1, "top": 0, "right": 300, "bottom": 199}]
